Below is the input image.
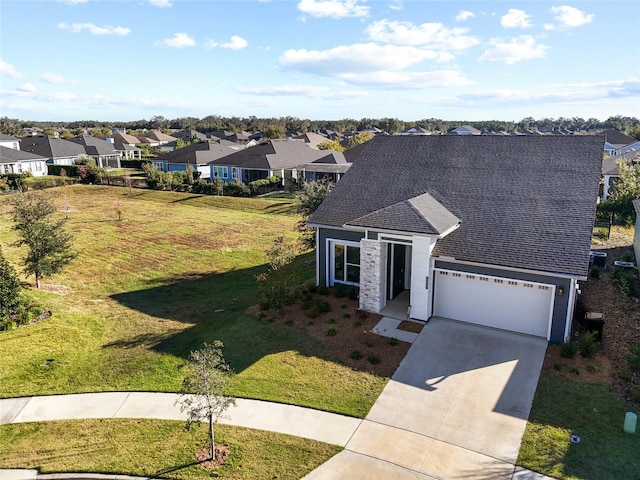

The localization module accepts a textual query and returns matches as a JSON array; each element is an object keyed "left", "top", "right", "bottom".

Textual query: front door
[{"left": 389, "top": 244, "right": 406, "bottom": 299}]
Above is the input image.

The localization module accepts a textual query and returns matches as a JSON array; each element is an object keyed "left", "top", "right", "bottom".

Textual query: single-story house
[
  {"left": 20, "top": 135, "right": 86, "bottom": 165},
  {"left": 67, "top": 135, "right": 122, "bottom": 169},
  {"left": 0, "top": 145, "right": 48, "bottom": 176},
  {"left": 633, "top": 199, "right": 640, "bottom": 265},
  {"left": 297, "top": 150, "right": 351, "bottom": 183},
  {"left": 309, "top": 135, "right": 604, "bottom": 344},
  {"left": 152, "top": 139, "right": 242, "bottom": 179},
  {"left": 208, "top": 139, "right": 338, "bottom": 184}
]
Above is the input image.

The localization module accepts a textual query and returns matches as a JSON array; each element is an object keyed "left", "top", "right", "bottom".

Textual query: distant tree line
[{"left": 2, "top": 114, "right": 639, "bottom": 138}]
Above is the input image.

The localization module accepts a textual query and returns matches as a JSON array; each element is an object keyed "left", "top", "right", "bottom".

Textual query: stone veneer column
[{"left": 359, "top": 239, "right": 385, "bottom": 313}]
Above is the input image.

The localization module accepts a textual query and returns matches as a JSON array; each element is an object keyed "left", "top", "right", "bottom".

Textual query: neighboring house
[
  {"left": 601, "top": 151, "right": 640, "bottom": 199},
  {"left": 111, "top": 131, "right": 140, "bottom": 147},
  {"left": 0, "top": 133, "right": 21, "bottom": 150},
  {"left": 602, "top": 129, "right": 639, "bottom": 156},
  {"left": 172, "top": 129, "right": 208, "bottom": 143},
  {"left": 67, "top": 135, "right": 122, "bottom": 169},
  {"left": 297, "top": 150, "right": 351, "bottom": 183},
  {"left": 138, "top": 130, "right": 177, "bottom": 150},
  {"left": 20, "top": 135, "right": 86, "bottom": 165},
  {"left": 448, "top": 125, "right": 481, "bottom": 135},
  {"left": 399, "top": 127, "right": 430, "bottom": 135},
  {"left": 309, "top": 135, "right": 604, "bottom": 344},
  {"left": 208, "top": 139, "right": 333, "bottom": 184},
  {"left": 152, "top": 139, "right": 241, "bottom": 179},
  {"left": 291, "top": 131, "right": 330, "bottom": 149},
  {"left": 633, "top": 199, "right": 640, "bottom": 265},
  {"left": 0, "top": 145, "right": 48, "bottom": 176}
]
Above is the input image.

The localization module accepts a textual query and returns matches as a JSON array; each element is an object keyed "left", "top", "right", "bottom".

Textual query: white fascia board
[{"left": 431, "top": 256, "right": 587, "bottom": 281}]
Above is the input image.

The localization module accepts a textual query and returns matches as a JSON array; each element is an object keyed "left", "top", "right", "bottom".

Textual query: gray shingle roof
[
  {"left": 0, "top": 145, "right": 48, "bottom": 163},
  {"left": 310, "top": 135, "right": 604, "bottom": 277},
  {"left": 209, "top": 140, "right": 334, "bottom": 170},
  {"left": 159, "top": 140, "right": 238, "bottom": 165},
  {"left": 67, "top": 135, "right": 120, "bottom": 156},
  {"left": 20, "top": 135, "right": 86, "bottom": 159}
]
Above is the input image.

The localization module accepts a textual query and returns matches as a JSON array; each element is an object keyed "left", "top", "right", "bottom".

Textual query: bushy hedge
[
  {"left": 47, "top": 165, "right": 80, "bottom": 177},
  {"left": 0, "top": 173, "right": 29, "bottom": 191},
  {"left": 249, "top": 176, "right": 282, "bottom": 195}
]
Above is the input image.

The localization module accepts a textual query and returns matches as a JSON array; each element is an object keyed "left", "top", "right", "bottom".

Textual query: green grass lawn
[
  {"left": 0, "top": 186, "right": 387, "bottom": 417},
  {"left": 518, "top": 375, "right": 640, "bottom": 480},
  {"left": 0, "top": 419, "right": 341, "bottom": 480}
]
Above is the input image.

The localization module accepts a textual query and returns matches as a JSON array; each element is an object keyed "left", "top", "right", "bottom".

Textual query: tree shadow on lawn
[{"left": 108, "top": 256, "right": 333, "bottom": 374}]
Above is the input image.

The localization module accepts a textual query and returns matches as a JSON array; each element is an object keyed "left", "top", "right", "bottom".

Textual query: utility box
[{"left": 584, "top": 312, "right": 605, "bottom": 342}]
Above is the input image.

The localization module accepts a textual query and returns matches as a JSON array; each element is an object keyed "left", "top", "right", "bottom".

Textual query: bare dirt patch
[
  {"left": 248, "top": 289, "right": 411, "bottom": 378},
  {"left": 397, "top": 320, "right": 424, "bottom": 333},
  {"left": 195, "top": 443, "right": 230, "bottom": 469}
]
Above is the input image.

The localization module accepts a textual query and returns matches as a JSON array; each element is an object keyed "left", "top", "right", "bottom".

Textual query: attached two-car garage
[{"left": 432, "top": 268, "right": 555, "bottom": 340}]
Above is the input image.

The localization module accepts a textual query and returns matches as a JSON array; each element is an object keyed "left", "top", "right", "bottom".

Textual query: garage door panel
[{"left": 433, "top": 270, "right": 553, "bottom": 339}]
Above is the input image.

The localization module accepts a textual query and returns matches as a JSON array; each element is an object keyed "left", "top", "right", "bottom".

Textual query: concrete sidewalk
[{"left": 0, "top": 392, "right": 361, "bottom": 447}]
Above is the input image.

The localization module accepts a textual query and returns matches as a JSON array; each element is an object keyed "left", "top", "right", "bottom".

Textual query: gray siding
[
  {"left": 434, "top": 260, "right": 572, "bottom": 344},
  {"left": 317, "top": 227, "right": 365, "bottom": 286}
]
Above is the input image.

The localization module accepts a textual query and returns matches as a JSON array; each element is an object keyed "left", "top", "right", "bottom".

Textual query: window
[
  {"left": 330, "top": 242, "right": 360, "bottom": 286},
  {"left": 231, "top": 167, "right": 239, "bottom": 179},
  {"left": 213, "top": 166, "right": 228, "bottom": 178}
]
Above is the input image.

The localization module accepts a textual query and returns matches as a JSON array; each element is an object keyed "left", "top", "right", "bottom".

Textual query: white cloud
[
  {"left": 17, "top": 83, "right": 37, "bottom": 93},
  {"left": 500, "top": 9, "right": 533, "bottom": 28},
  {"left": 297, "top": 0, "right": 369, "bottom": 19},
  {"left": 160, "top": 33, "right": 196, "bottom": 48},
  {"left": 236, "top": 84, "right": 369, "bottom": 99},
  {"left": 456, "top": 10, "right": 475, "bottom": 22},
  {"left": 366, "top": 20, "right": 479, "bottom": 51},
  {"left": 280, "top": 43, "right": 451, "bottom": 75},
  {"left": 478, "top": 36, "right": 548, "bottom": 64},
  {"left": 549, "top": 6, "right": 594, "bottom": 28},
  {"left": 338, "top": 70, "right": 473, "bottom": 88},
  {"left": 221, "top": 35, "right": 248, "bottom": 50},
  {"left": 40, "top": 72, "right": 67, "bottom": 84},
  {"left": 0, "top": 59, "right": 21, "bottom": 78},
  {"left": 389, "top": 0, "right": 403, "bottom": 11},
  {"left": 149, "top": 0, "right": 172, "bottom": 7},
  {"left": 57, "top": 22, "right": 130, "bottom": 36}
]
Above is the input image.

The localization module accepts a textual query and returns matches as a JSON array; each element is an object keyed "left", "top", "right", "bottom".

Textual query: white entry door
[{"left": 433, "top": 269, "right": 554, "bottom": 339}]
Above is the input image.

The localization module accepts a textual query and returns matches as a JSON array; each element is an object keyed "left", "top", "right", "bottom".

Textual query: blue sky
[{"left": 1, "top": 0, "right": 639, "bottom": 122}]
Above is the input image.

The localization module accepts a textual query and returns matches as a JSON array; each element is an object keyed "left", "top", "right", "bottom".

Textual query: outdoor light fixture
[{"left": 557, "top": 287, "right": 565, "bottom": 296}]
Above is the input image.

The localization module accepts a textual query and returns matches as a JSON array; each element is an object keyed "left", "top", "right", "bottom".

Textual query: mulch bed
[
  {"left": 565, "top": 245, "right": 640, "bottom": 404},
  {"left": 196, "top": 443, "right": 230, "bottom": 469},
  {"left": 248, "top": 288, "right": 411, "bottom": 377}
]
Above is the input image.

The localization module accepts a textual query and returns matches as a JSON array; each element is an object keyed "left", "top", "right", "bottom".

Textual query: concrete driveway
[{"left": 305, "top": 317, "right": 548, "bottom": 480}]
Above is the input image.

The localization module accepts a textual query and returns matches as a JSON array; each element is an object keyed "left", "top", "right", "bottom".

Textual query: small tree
[
  {"left": 10, "top": 191, "right": 77, "bottom": 288},
  {"left": 295, "top": 179, "right": 334, "bottom": 248},
  {"left": 317, "top": 139, "right": 345, "bottom": 152},
  {"left": 257, "top": 236, "right": 300, "bottom": 308},
  {"left": 176, "top": 341, "right": 236, "bottom": 462},
  {"left": 0, "top": 245, "right": 22, "bottom": 324}
]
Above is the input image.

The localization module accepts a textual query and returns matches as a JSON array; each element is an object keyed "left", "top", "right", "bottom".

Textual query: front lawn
[
  {"left": 0, "top": 186, "right": 387, "bottom": 417},
  {"left": 0, "top": 419, "right": 341, "bottom": 480}
]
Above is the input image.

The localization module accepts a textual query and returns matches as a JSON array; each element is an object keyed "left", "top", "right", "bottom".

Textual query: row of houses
[{"left": 2, "top": 127, "right": 639, "bottom": 196}]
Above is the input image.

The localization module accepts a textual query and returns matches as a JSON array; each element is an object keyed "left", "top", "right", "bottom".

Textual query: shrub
[
  {"left": 352, "top": 319, "right": 363, "bottom": 327},
  {"left": 342, "top": 313, "right": 351, "bottom": 319},
  {"left": 586, "top": 364, "right": 597, "bottom": 373},
  {"left": 560, "top": 340, "right": 578, "bottom": 358},
  {"left": 307, "top": 283, "right": 318, "bottom": 294},
  {"left": 612, "top": 267, "right": 638, "bottom": 297},
  {"left": 579, "top": 332, "right": 599, "bottom": 358},
  {"left": 350, "top": 350, "right": 363, "bottom": 360},
  {"left": 347, "top": 286, "right": 359, "bottom": 300},
  {"left": 569, "top": 367, "right": 580, "bottom": 375},
  {"left": 327, "top": 317, "right": 336, "bottom": 324},
  {"left": 316, "top": 300, "right": 331, "bottom": 313},
  {"left": 368, "top": 355, "right": 380, "bottom": 365},
  {"left": 589, "top": 266, "right": 601, "bottom": 278},
  {"left": 553, "top": 363, "right": 562, "bottom": 371},
  {"left": 316, "top": 285, "right": 328, "bottom": 295},
  {"left": 334, "top": 287, "right": 346, "bottom": 298},
  {"left": 326, "top": 327, "right": 337, "bottom": 336},
  {"left": 626, "top": 342, "right": 640, "bottom": 370},
  {"left": 306, "top": 306, "right": 320, "bottom": 319},
  {"left": 223, "top": 179, "right": 251, "bottom": 197},
  {"left": 389, "top": 337, "right": 399, "bottom": 346}
]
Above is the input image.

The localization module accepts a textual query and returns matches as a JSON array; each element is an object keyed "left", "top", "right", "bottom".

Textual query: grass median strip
[{"left": 0, "top": 419, "right": 342, "bottom": 480}]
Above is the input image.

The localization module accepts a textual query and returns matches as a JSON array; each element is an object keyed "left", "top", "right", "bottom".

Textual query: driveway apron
[{"left": 304, "top": 317, "right": 547, "bottom": 480}]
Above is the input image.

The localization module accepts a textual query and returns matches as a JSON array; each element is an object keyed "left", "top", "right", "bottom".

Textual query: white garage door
[{"left": 433, "top": 269, "right": 554, "bottom": 339}]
